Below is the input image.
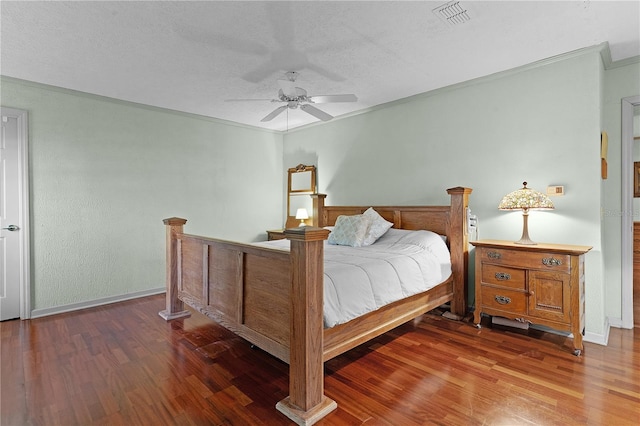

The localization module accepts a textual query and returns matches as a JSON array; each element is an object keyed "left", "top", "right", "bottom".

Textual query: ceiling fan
[{"left": 228, "top": 72, "right": 357, "bottom": 123}]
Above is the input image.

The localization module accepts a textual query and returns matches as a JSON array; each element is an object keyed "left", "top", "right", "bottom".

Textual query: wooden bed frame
[{"left": 160, "top": 186, "right": 472, "bottom": 425}]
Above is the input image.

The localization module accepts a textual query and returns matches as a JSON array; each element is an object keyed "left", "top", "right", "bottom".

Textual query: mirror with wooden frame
[
  {"left": 286, "top": 164, "right": 316, "bottom": 228},
  {"left": 288, "top": 164, "right": 316, "bottom": 193}
]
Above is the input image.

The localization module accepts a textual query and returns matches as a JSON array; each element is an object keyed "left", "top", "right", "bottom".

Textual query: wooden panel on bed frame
[{"left": 160, "top": 187, "right": 472, "bottom": 425}]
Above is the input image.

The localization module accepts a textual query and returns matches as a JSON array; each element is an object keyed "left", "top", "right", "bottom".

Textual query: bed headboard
[
  {"left": 311, "top": 187, "right": 470, "bottom": 243},
  {"left": 317, "top": 204, "right": 451, "bottom": 237}
]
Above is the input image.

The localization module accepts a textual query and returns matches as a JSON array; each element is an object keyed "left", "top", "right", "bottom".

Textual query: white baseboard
[
  {"left": 29, "top": 287, "right": 165, "bottom": 319},
  {"left": 583, "top": 317, "right": 610, "bottom": 346},
  {"left": 518, "top": 318, "right": 610, "bottom": 347},
  {"left": 607, "top": 316, "right": 623, "bottom": 328}
]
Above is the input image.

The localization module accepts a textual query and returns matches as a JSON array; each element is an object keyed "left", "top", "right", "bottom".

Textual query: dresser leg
[
  {"left": 473, "top": 310, "right": 482, "bottom": 328},
  {"left": 572, "top": 327, "right": 584, "bottom": 356},
  {"left": 572, "top": 340, "right": 584, "bottom": 356}
]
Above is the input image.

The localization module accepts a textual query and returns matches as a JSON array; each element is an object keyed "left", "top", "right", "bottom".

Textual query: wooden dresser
[{"left": 471, "top": 240, "right": 592, "bottom": 355}]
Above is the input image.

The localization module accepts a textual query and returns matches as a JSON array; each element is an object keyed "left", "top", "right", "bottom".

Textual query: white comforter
[{"left": 255, "top": 228, "right": 452, "bottom": 328}]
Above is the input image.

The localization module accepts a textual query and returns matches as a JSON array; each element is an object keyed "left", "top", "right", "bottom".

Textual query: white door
[{"left": 0, "top": 108, "right": 29, "bottom": 321}]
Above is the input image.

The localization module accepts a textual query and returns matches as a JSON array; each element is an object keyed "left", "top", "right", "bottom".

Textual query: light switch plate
[{"left": 547, "top": 185, "right": 564, "bottom": 196}]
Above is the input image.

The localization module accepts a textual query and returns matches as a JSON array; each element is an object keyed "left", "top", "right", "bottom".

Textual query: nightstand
[
  {"left": 471, "top": 240, "right": 592, "bottom": 355},
  {"left": 266, "top": 229, "right": 286, "bottom": 241}
]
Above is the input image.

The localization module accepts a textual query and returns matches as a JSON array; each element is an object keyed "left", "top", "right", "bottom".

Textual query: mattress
[{"left": 255, "top": 228, "right": 452, "bottom": 328}]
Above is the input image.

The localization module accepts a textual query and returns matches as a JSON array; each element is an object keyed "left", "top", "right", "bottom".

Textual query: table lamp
[
  {"left": 498, "top": 182, "right": 554, "bottom": 245},
  {"left": 295, "top": 208, "right": 309, "bottom": 227}
]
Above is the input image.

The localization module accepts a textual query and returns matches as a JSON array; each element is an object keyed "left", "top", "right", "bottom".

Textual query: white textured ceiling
[{"left": 1, "top": 1, "right": 639, "bottom": 132}]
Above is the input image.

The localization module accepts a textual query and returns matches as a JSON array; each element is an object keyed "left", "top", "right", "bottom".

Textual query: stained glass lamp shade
[{"left": 498, "top": 182, "right": 554, "bottom": 245}]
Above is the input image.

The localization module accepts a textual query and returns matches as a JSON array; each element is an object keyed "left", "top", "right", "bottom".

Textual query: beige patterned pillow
[
  {"left": 328, "top": 214, "right": 371, "bottom": 247},
  {"left": 362, "top": 208, "right": 393, "bottom": 246}
]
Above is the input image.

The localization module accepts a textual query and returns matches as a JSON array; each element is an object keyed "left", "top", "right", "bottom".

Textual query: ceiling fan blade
[
  {"left": 300, "top": 104, "right": 333, "bottom": 121},
  {"left": 225, "top": 98, "right": 274, "bottom": 102},
  {"left": 261, "top": 105, "right": 288, "bottom": 122},
  {"left": 309, "top": 94, "right": 358, "bottom": 103},
  {"left": 278, "top": 78, "right": 298, "bottom": 98}
]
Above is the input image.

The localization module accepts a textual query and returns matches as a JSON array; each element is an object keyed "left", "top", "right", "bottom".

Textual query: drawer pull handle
[
  {"left": 487, "top": 251, "right": 502, "bottom": 259},
  {"left": 495, "top": 272, "right": 511, "bottom": 281},
  {"left": 542, "top": 257, "right": 562, "bottom": 267},
  {"left": 495, "top": 295, "right": 511, "bottom": 305}
]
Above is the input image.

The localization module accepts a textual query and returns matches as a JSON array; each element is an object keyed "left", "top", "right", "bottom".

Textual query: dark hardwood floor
[{"left": 2, "top": 294, "right": 639, "bottom": 425}]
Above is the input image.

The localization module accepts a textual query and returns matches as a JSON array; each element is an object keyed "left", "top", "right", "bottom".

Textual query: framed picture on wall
[{"left": 635, "top": 162, "right": 640, "bottom": 198}]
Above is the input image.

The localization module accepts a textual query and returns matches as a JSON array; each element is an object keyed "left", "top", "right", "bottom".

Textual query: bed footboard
[{"left": 160, "top": 220, "right": 335, "bottom": 425}]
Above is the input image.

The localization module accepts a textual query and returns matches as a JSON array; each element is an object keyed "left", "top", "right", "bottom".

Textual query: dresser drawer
[
  {"left": 479, "top": 248, "right": 570, "bottom": 273},
  {"left": 480, "top": 286, "right": 527, "bottom": 315},
  {"left": 481, "top": 264, "right": 525, "bottom": 289}
]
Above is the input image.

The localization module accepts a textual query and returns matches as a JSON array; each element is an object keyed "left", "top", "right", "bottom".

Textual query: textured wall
[{"left": 1, "top": 78, "right": 283, "bottom": 312}]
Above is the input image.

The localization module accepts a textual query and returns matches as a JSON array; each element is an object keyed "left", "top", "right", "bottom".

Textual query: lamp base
[
  {"left": 514, "top": 210, "right": 537, "bottom": 245},
  {"left": 514, "top": 237, "right": 537, "bottom": 245}
]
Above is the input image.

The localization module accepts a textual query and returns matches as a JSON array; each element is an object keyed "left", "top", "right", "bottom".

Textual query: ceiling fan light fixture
[
  {"left": 433, "top": 1, "right": 470, "bottom": 26},
  {"left": 232, "top": 71, "right": 357, "bottom": 125}
]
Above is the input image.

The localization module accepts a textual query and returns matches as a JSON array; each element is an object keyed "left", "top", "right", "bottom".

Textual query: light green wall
[
  {"left": 603, "top": 60, "right": 640, "bottom": 321},
  {"left": 284, "top": 48, "right": 609, "bottom": 338},
  {"left": 3, "top": 46, "right": 637, "bottom": 336},
  {"left": 1, "top": 78, "right": 284, "bottom": 313}
]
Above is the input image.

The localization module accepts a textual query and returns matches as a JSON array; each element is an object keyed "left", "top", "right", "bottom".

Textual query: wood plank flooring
[{"left": 2, "top": 294, "right": 639, "bottom": 425}]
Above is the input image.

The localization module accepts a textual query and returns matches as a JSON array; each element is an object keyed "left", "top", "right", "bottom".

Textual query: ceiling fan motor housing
[{"left": 259, "top": 72, "right": 357, "bottom": 122}]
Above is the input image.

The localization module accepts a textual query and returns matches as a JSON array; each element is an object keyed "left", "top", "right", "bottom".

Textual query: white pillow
[
  {"left": 362, "top": 207, "right": 393, "bottom": 246},
  {"left": 327, "top": 214, "right": 371, "bottom": 247}
]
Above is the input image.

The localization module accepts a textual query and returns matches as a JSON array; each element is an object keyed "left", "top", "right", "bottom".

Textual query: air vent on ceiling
[{"left": 433, "top": 1, "right": 470, "bottom": 26}]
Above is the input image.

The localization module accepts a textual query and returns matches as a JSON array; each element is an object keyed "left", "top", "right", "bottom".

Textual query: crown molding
[
  {"left": 4, "top": 41, "right": 637, "bottom": 137},
  {"left": 0, "top": 75, "right": 282, "bottom": 134},
  {"left": 287, "top": 43, "right": 620, "bottom": 135}
]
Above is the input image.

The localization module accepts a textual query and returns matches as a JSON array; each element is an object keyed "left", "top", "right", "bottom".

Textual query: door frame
[
  {"left": 1, "top": 107, "right": 31, "bottom": 319},
  {"left": 621, "top": 96, "right": 640, "bottom": 329}
]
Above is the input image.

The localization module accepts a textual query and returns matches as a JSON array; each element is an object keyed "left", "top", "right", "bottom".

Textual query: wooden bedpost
[
  {"left": 446, "top": 187, "right": 473, "bottom": 318},
  {"left": 159, "top": 217, "right": 191, "bottom": 321},
  {"left": 276, "top": 226, "right": 337, "bottom": 426},
  {"left": 310, "top": 193, "right": 327, "bottom": 227}
]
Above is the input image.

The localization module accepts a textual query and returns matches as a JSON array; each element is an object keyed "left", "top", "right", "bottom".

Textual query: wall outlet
[{"left": 547, "top": 185, "right": 564, "bottom": 196}]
